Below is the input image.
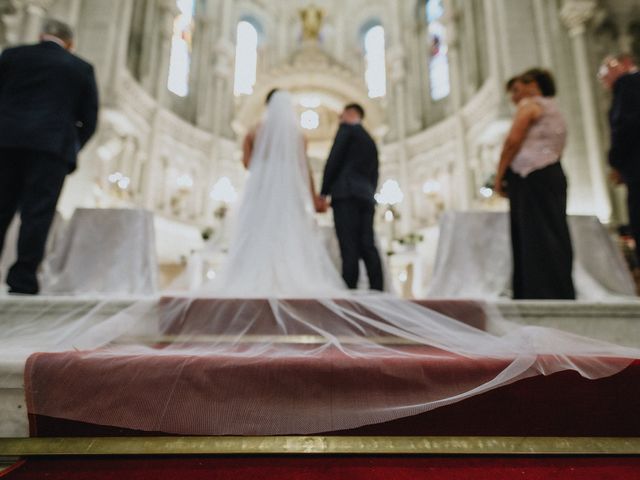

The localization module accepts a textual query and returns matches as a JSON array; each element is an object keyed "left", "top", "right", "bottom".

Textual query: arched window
[
  {"left": 167, "top": 0, "right": 195, "bottom": 97},
  {"left": 363, "top": 24, "right": 387, "bottom": 98},
  {"left": 233, "top": 20, "right": 259, "bottom": 96},
  {"left": 426, "top": 0, "right": 450, "bottom": 100}
]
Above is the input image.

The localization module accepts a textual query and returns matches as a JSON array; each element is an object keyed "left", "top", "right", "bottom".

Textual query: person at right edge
[
  {"left": 599, "top": 54, "right": 640, "bottom": 282},
  {"left": 494, "top": 69, "right": 575, "bottom": 299},
  {"left": 319, "top": 103, "right": 383, "bottom": 291}
]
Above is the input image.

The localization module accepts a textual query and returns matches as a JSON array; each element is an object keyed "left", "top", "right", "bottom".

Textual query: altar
[
  {"left": 426, "top": 212, "right": 636, "bottom": 300},
  {"left": 1, "top": 209, "right": 158, "bottom": 295}
]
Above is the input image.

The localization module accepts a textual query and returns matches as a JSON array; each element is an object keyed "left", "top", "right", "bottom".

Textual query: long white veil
[
  {"left": 199, "top": 91, "right": 345, "bottom": 297},
  {"left": 3, "top": 91, "right": 640, "bottom": 437}
]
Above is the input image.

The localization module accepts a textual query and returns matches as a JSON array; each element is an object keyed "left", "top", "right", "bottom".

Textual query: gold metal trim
[
  {"left": 116, "top": 334, "right": 420, "bottom": 345},
  {"left": 1, "top": 436, "right": 640, "bottom": 456}
]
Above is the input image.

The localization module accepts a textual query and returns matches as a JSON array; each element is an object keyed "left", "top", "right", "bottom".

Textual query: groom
[
  {"left": 320, "top": 104, "right": 383, "bottom": 291},
  {"left": 0, "top": 19, "right": 99, "bottom": 294}
]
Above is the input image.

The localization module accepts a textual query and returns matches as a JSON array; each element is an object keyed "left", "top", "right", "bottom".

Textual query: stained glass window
[
  {"left": 364, "top": 25, "right": 387, "bottom": 98},
  {"left": 167, "top": 0, "right": 195, "bottom": 97},
  {"left": 426, "top": 0, "right": 450, "bottom": 100},
  {"left": 233, "top": 21, "right": 258, "bottom": 96}
]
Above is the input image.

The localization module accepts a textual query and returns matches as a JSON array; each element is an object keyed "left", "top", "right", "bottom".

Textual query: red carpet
[
  {"left": 158, "top": 298, "right": 488, "bottom": 334},
  {"left": 24, "top": 298, "right": 500, "bottom": 436},
  {"left": 28, "top": 360, "right": 640, "bottom": 437},
  {"left": 2, "top": 456, "right": 640, "bottom": 479},
  {"left": 22, "top": 298, "right": 640, "bottom": 436}
]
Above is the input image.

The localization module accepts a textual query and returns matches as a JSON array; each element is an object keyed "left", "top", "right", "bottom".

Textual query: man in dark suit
[
  {"left": 600, "top": 54, "right": 640, "bottom": 267},
  {"left": 0, "top": 19, "right": 99, "bottom": 294},
  {"left": 320, "top": 103, "right": 383, "bottom": 290}
]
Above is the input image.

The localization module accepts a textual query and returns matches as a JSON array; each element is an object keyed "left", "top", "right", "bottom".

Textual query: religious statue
[{"left": 300, "top": 4, "right": 324, "bottom": 42}]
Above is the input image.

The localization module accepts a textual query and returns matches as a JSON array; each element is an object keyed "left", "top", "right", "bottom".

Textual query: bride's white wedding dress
[
  {"left": 4, "top": 91, "right": 640, "bottom": 436},
  {"left": 200, "top": 91, "right": 345, "bottom": 297}
]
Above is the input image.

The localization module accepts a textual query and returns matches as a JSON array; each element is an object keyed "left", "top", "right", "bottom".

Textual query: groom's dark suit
[
  {"left": 321, "top": 122, "right": 383, "bottom": 290},
  {"left": 0, "top": 40, "right": 99, "bottom": 293}
]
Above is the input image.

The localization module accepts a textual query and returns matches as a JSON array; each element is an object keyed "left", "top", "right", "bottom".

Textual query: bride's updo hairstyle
[{"left": 266, "top": 88, "right": 279, "bottom": 104}]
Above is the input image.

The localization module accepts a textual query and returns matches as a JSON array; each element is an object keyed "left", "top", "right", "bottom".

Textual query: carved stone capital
[
  {"left": 16, "top": 0, "right": 52, "bottom": 13},
  {"left": 0, "top": 0, "right": 19, "bottom": 14},
  {"left": 212, "top": 38, "right": 234, "bottom": 77},
  {"left": 158, "top": 0, "right": 180, "bottom": 37},
  {"left": 196, "top": 15, "right": 215, "bottom": 28},
  {"left": 158, "top": 0, "right": 180, "bottom": 14},
  {"left": 214, "top": 38, "right": 235, "bottom": 58},
  {"left": 560, "top": 0, "right": 596, "bottom": 36},
  {"left": 386, "top": 45, "right": 406, "bottom": 84},
  {"left": 441, "top": 5, "right": 460, "bottom": 48}
]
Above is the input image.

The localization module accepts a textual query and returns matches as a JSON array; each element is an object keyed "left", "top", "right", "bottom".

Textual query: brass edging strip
[
  {"left": 1, "top": 436, "right": 639, "bottom": 456},
  {"left": 115, "top": 335, "right": 420, "bottom": 345}
]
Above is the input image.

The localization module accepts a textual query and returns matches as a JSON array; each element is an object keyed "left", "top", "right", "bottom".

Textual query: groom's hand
[{"left": 314, "top": 195, "right": 329, "bottom": 213}]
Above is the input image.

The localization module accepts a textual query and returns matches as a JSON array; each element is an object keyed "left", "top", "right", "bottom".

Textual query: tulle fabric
[
  {"left": 17, "top": 295, "right": 640, "bottom": 435},
  {"left": 199, "top": 91, "right": 346, "bottom": 297},
  {"left": 5, "top": 91, "right": 640, "bottom": 436}
]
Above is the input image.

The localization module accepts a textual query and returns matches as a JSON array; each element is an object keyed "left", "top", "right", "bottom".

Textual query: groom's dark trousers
[
  {"left": 0, "top": 40, "right": 99, "bottom": 293},
  {"left": 332, "top": 198, "right": 383, "bottom": 290},
  {"left": 321, "top": 122, "right": 383, "bottom": 291},
  {"left": 0, "top": 150, "right": 67, "bottom": 293}
]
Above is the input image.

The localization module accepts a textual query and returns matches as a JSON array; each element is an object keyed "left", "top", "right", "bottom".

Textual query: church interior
[
  {"left": 1, "top": 0, "right": 640, "bottom": 477},
  {"left": 1, "top": 0, "right": 639, "bottom": 295}
]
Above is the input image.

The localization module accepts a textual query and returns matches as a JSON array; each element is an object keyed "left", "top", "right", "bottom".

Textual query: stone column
[
  {"left": 483, "top": 0, "right": 502, "bottom": 84},
  {"left": 334, "top": 8, "right": 345, "bottom": 62},
  {"left": 387, "top": 44, "right": 413, "bottom": 233},
  {"left": 139, "top": 0, "right": 159, "bottom": 92},
  {"left": 155, "top": 0, "right": 179, "bottom": 106},
  {"left": 461, "top": 1, "right": 479, "bottom": 99},
  {"left": 416, "top": 1, "right": 430, "bottom": 128},
  {"left": 194, "top": 15, "right": 215, "bottom": 128},
  {"left": 402, "top": 2, "right": 424, "bottom": 134},
  {"left": 219, "top": 0, "right": 233, "bottom": 57},
  {"left": 203, "top": 136, "right": 220, "bottom": 221},
  {"left": 443, "top": 0, "right": 472, "bottom": 210},
  {"left": 493, "top": 0, "right": 513, "bottom": 76},
  {"left": 66, "top": 0, "right": 82, "bottom": 26},
  {"left": 143, "top": 111, "right": 165, "bottom": 210},
  {"left": 105, "top": 0, "right": 134, "bottom": 101},
  {"left": 21, "top": 0, "right": 50, "bottom": 43},
  {"left": 0, "top": 0, "right": 20, "bottom": 47},
  {"left": 211, "top": 38, "right": 234, "bottom": 137},
  {"left": 48, "top": 0, "right": 82, "bottom": 26},
  {"left": 532, "top": 0, "right": 553, "bottom": 68},
  {"left": 210, "top": 0, "right": 234, "bottom": 136},
  {"left": 560, "top": 0, "right": 612, "bottom": 222},
  {"left": 118, "top": 135, "right": 135, "bottom": 180},
  {"left": 386, "top": 1, "right": 414, "bottom": 234},
  {"left": 142, "top": 0, "right": 178, "bottom": 211},
  {"left": 276, "top": 5, "right": 288, "bottom": 62}
]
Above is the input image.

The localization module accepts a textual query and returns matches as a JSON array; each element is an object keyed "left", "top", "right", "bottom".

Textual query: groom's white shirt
[{"left": 41, "top": 35, "right": 66, "bottom": 48}]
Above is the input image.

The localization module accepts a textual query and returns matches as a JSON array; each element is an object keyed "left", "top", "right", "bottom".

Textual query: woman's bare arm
[
  {"left": 494, "top": 100, "right": 542, "bottom": 196},
  {"left": 242, "top": 128, "right": 256, "bottom": 169}
]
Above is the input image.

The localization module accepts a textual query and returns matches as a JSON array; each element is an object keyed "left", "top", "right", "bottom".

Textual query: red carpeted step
[
  {"left": 29, "top": 361, "right": 640, "bottom": 437},
  {"left": 21, "top": 297, "right": 639, "bottom": 437},
  {"left": 2, "top": 455, "right": 640, "bottom": 480},
  {"left": 157, "top": 298, "right": 488, "bottom": 334}
]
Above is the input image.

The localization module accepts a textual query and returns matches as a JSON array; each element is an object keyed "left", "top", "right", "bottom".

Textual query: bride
[{"left": 201, "top": 89, "right": 347, "bottom": 297}]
